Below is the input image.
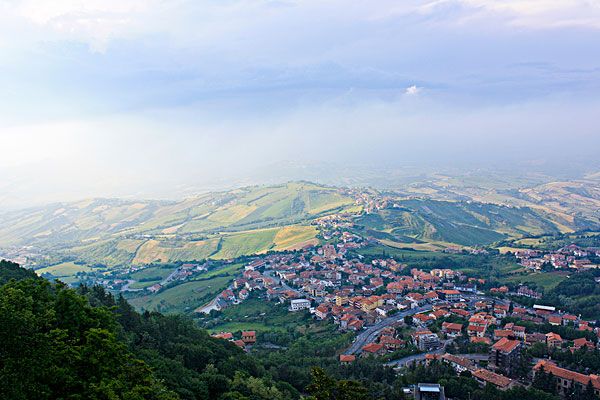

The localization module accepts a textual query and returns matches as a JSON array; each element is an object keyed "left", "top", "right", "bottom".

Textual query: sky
[{"left": 1, "top": 0, "right": 600, "bottom": 208}]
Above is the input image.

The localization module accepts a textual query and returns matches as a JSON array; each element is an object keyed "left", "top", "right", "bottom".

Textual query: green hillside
[
  {"left": 355, "top": 199, "right": 565, "bottom": 247},
  {"left": 0, "top": 182, "right": 351, "bottom": 268},
  {"left": 2, "top": 181, "right": 597, "bottom": 276}
]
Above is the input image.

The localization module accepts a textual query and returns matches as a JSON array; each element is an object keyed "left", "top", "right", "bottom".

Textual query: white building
[{"left": 289, "top": 299, "right": 311, "bottom": 311}]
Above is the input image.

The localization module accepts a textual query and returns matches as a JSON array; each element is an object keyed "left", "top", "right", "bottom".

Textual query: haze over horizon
[{"left": 1, "top": 0, "right": 600, "bottom": 208}]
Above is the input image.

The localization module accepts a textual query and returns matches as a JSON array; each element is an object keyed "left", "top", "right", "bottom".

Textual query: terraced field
[{"left": 0, "top": 182, "right": 349, "bottom": 267}]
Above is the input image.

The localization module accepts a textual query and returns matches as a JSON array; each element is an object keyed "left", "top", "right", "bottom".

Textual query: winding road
[
  {"left": 343, "top": 294, "right": 502, "bottom": 355},
  {"left": 343, "top": 305, "right": 433, "bottom": 355}
]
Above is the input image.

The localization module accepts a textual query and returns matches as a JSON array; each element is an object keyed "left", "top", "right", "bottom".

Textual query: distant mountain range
[{"left": 1, "top": 175, "right": 599, "bottom": 268}]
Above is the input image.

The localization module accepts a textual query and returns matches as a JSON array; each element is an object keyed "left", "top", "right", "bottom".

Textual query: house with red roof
[
  {"left": 473, "top": 369, "right": 515, "bottom": 390},
  {"left": 489, "top": 338, "right": 521, "bottom": 375},
  {"left": 339, "top": 354, "right": 356, "bottom": 364},
  {"left": 546, "top": 332, "right": 563, "bottom": 348},
  {"left": 468, "top": 324, "right": 486, "bottom": 338},
  {"left": 361, "top": 343, "right": 386, "bottom": 357},
  {"left": 441, "top": 322, "right": 463, "bottom": 337},
  {"left": 534, "top": 360, "right": 600, "bottom": 397},
  {"left": 241, "top": 331, "right": 256, "bottom": 344}
]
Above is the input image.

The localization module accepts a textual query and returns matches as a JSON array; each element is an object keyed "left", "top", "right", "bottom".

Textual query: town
[{"left": 193, "top": 232, "right": 600, "bottom": 398}]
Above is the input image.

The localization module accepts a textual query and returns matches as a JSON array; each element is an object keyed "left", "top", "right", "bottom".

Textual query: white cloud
[
  {"left": 1, "top": 0, "right": 598, "bottom": 54},
  {"left": 447, "top": 0, "right": 600, "bottom": 29},
  {"left": 405, "top": 85, "right": 422, "bottom": 95}
]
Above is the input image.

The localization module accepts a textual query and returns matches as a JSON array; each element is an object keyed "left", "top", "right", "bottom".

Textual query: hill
[
  {"left": 392, "top": 173, "right": 600, "bottom": 232},
  {"left": 1, "top": 179, "right": 599, "bottom": 283},
  {"left": 0, "top": 261, "right": 303, "bottom": 400},
  {"left": 0, "top": 182, "right": 353, "bottom": 267},
  {"left": 355, "top": 199, "right": 565, "bottom": 247}
]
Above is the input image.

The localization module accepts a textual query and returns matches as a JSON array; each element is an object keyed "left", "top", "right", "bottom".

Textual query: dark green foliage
[
  {"left": 0, "top": 278, "right": 177, "bottom": 400},
  {"left": 306, "top": 367, "right": 371, "bottom": 400},
  {"left": 0, "top": 264, "right": 298, "bottom": 400},
  {"left": 0, "top": 259, "right": 38, "bottom": 284}
]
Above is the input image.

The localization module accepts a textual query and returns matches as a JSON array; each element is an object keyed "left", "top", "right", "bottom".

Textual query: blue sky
[{"left": 1, "top": 0, "right": 599, "bottom": 206}]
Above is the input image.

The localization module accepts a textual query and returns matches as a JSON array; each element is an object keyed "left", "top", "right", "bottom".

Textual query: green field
[
  {"left": 505, "top": 272, "right": 567, "bottom": 290},
  {"left": 36, "top": 262, "right": 94, "bottom": 277},
  {"left": 128, "top": 275, "right": 233, "bottom": 314},
  {"left": 129, "top": 264, "right": 175, "bottom": 281},
  {"left": 356, "top": 244, "right": 523, "bottom": 280},
  {"left": 0, "top": 182, "right": 353, "bottom": 267},
  {"left": 205, "top": 297, "right": 316, "bottom": 334},
  {"left": 196, "top": 262, "right": 244, "bottom": 279}
]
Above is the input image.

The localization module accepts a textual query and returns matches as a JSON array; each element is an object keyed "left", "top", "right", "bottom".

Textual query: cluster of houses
[
  {"left": 210, "top": 330, "right": 257, "bottom": 351},
  {"left": 400, "top": 300, "right": 600, "bottom": 397},
  {"left": 516, "top": 244, "right": 600, "bottom": 270}
]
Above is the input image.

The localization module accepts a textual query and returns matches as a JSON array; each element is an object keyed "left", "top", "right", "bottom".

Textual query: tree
[
  {"left": 533, "top": 366, "right": 557, "bottom": 395},
  {"left": 307, "top": 367, "right": 371, "bottom": 400}
]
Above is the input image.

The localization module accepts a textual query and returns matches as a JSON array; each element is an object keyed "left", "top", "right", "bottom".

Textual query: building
[
  {"left": 489, "top": 338, "right": 521, "bottom": 375},
  {"left": 412, "top": 330, "right": 441, "bottom": 351},
  {"left": 534, "top": 360, "right": 600, "bottom": 397},
  {"left": 467, "top": 324, "right": 486, "bottom": 338},
  {"left": 315, "top": 304, "right": 329, "bottom": 319},
  {"left": 441, "top": 353, "right": 474, "bottom": 373},
  {"left": 472, "top": 369, "right": 515, "bottom": 390},
  {"left": 546, "top": 332, "right": 563, "bottom": 348},
  {"left": 414, "top": 383, "right": 446, "bottom": 400},
  {"left": 441, "top": 322, "right": 463, "bottom": 337},
  {"left": 241, "top": 331, "right": 256, "bottom": 344},
  {"left": 289, "top": 298, "right": 311, "bottom": 311},
  {"left": 362, "top": 343, "right": 386, "bottom": 357},
  {"left": 436, "top": 290, "right": 461, "bottom": 302},
  {"left": 339, "top": 354, "right": 356, "bottom": 364}
]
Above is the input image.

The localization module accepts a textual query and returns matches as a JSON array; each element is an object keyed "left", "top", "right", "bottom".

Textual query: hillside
[
  {"left": 1, "top": 179, "right": 599, "bottom": 276},
  {"left": 392, "top": 174, "right": 600, "bottom": 232},
  {"left": 354, "top": 199, "right": 566, "bottom": 247},
  {"left": 0, "top": 261, "right": 303, "bottom": 400},
  {"left": 0, "top": 182, "right": 354, "bottom": 267}
]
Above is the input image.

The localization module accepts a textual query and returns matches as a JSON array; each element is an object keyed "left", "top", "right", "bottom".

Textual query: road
[
  {"left": 120, "top": 279, "right": 143, "bottom": 292},
  {"left": 343, "top": 304, "right": 433, "bottom": 355},
  {"left": 263, "top": 270, "right": 302, "bottom": 297},
  {"left": 343, "top": 294, "right": 504, "bottom": 356},
  {"left": 386, "top": 351, "right": 488, "bottom": 368}
]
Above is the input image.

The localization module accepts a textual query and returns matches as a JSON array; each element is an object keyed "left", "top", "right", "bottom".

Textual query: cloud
[
  {"left": 1, "top": 0, "right": 599, "bottom": 54},
  {"left": 444, "top": 0, "right": 600, "bottom": 29},
  {"left": 405, "top": 85, "right": 422, "bottom": 95}
]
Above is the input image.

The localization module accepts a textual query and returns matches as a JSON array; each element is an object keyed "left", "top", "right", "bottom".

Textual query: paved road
[
  {"left": 263, "top": 270, "right": 302, "bottom": 296},
  {"left": 342, "top": 294, "right": 505, "bottom": 356},
  {"left": 120, "top": 279, "right": 143, "bottom": 292},
  {"left": 386, "top": 351, "right": 488, "bottom": 368},
  {"left": 343, "top": 305, "right": 433, "bottom": 355},
  {"left": 196, "top": 295, "right": 221, "bottom": 314}
]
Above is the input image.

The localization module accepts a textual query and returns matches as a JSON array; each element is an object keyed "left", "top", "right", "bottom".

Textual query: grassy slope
[
  {"left": 128, "top": 276, "right": 232, "bottom": 314},
  {"left": 0, "top": 182, "right": 349, "bottom": 268},
  {"left": 127, "top": 262, "right": 244, "bottom": 313},
  {"left": 206, "top": 297, "right": 318, "bottom": 333}
]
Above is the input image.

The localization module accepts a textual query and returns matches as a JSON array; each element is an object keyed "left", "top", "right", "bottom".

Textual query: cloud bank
[{"left": 0, "top": 0, "right": 599, "bottom": 207}]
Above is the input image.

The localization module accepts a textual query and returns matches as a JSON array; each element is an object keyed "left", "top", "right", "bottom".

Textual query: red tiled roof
[
  {"left": 468, "top": 325, "right": 486, "bottom": 333},
  {"left": 534, "top": 360, "right": 600, "bottom": 389},
  {"left": 546, "top": 332, "right": 563, "bottom": 341},
  {"left": 492, "top": 338, "right": 520, "bottom": 353},
  {"left": 473, "top": 369, "right": 513, "bottom": 388},
  {"left": 339, "top": 354, "right": 356, "bottom": 362},
  {"left": 362, "top": 343, "right": 385, "bottom": 353},
  {"left": 470, "top": 337, "right": 492, "bottom": 344},
  {"left": 442, "top": 322, "right": 463, "bottom": 331}
]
